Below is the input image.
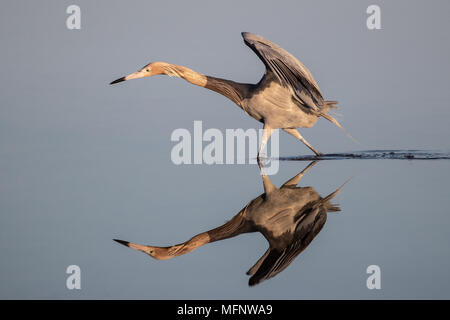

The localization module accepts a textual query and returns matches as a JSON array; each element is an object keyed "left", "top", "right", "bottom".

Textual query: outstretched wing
[
  {"left": 242, "top": 32, "right": 324, "bottom": 112},
  {"left": 248, "top": 207, "right": 327, "bottom": 286}
]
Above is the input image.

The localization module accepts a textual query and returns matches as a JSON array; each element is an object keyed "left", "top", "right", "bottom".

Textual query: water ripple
[{"left": 279, "top": 150, "right": 450, "bottom": 161}]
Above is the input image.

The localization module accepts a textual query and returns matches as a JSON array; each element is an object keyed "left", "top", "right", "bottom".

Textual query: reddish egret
[
  {"left": 114, "top": 161, "right": 349, "bottom": 286},
  {"left": 110, "top": 32, "right": 352, "bottom": 157}
]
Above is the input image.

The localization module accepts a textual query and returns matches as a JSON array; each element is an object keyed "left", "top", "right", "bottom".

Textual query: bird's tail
[
  {"left": 323, "top": 100, "right": 338, "bottom": 110},
  {"left": 320, "top": 101, "right": 358, "bottom": 144},
  {"left": 322, "top": 176, "right": 353, "bottom": 212}
]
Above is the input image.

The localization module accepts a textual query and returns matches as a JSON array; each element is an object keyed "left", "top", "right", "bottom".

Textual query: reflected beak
[
  {"left": 113, "top": 239, "right": 150, "bottom": 254},
  {"left": 110, "top": 70, "right": 147, "bottom": 85}
]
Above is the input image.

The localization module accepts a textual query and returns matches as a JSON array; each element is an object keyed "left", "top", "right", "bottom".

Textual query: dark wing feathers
[
  {"left": 242, "top": 32, "right": 324, "bottom": 112},
  {"left": 248, "top": 207, "right": 327, "bottom": 286}
]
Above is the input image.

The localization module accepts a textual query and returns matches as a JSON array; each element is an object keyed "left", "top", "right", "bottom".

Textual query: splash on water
[{"left": 279, "top": 150, "right": 450, "bottom": 161}]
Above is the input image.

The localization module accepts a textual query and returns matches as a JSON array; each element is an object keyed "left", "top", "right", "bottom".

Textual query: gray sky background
[{"left": 1, "top": 0, "right": 450, "bottom": 299}]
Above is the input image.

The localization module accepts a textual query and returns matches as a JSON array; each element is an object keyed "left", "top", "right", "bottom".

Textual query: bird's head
[
  {"left": 113, "top": 239, "right": 173, "bottom": 260},
  {"left": 110, "top": 62, "right": 168, "bottom": 85}
]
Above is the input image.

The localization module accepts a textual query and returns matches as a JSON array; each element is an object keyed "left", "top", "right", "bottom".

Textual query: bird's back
[
  {"left": 244, "top": 73, "right": 321, "bottom": 128},
  {"left": 245, "top": 186, "right": 321, "bottom": 238}
]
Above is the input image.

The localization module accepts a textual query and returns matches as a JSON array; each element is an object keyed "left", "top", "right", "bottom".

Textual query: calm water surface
[{"left": 1, "top": 152, "right": 450, "bottom": 299}]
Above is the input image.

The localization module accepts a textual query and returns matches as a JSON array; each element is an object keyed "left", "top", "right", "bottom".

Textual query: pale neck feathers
[{"left": 154, "top": 62, "right": 247, "bottom": 105}]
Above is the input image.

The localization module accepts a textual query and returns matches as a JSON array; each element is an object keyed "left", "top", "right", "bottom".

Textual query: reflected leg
[{"left": 281, "top": 160, "right": 318, "bottom": 187}]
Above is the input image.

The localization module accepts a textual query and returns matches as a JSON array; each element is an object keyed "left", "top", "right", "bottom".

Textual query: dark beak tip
[
  {"left": 113, "top": 239, "right": 130, "bottom": 247},
  {"left": 110, "top": 77, "right": 126, "bottom": 85}
]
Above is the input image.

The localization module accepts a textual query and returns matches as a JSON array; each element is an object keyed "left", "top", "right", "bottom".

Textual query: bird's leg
[
  {"left": 260, "top": 167, "right": 277, "bottom": 194},
  {"left": 283, "top": 128, "right": 322, "bottom": 156},
  {"left": 281, "top": 160, "right": 318, "bottom": 187},
  {"left": 257, "top": 125, "right": 272, "bottom": 167}
]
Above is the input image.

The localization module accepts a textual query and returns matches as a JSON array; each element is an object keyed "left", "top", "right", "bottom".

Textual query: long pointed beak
[
  {"left": 113, "top": 239, "right": 150, "bottom": 253},
  {"left": 110, "top": 71, "right": 146, "bottom": 85},
  {"left": 113, "top": 239, "right": 171, "bottom": 260}
]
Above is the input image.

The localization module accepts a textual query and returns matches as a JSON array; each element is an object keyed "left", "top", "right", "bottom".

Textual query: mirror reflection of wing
[
  {"left": 114, "top": 161, "right": 350, "bottom": 286},
  {"left": 245, "top": 161, "right": 348, "bottom": 286},
  {"left": 247, "top": 197, "right": 337, "bottom": 286}
]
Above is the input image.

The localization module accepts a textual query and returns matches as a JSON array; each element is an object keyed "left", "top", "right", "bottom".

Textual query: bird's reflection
[{"left": 114, "top": 161, "right": 349, "bottom": 286}]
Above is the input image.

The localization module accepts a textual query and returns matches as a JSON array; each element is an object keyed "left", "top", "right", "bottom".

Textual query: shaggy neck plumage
[{"left": 160, "top": 63, "right": 247, "bottom": 105}]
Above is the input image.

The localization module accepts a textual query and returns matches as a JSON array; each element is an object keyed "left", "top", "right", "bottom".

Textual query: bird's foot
[
  {"left": 314, "top": 152, "right": 323, "bottom": 158},
  {"left": 257, "top": 154, "right": 271, "bottom": 167}
]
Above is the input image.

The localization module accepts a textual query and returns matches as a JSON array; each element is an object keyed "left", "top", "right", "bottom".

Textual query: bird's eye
[{"left": 146, "top": 68, "right": 150, "bottom": 72}]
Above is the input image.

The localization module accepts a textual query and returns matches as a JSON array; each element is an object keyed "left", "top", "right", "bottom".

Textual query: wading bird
[
  {"left": 114, "top": 161, "right": 349, "bottom": 286},
  {"left": 110, "top": 32, "right": 352, "bottom": 157}
]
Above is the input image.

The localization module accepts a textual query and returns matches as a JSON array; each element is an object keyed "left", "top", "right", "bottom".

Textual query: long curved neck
[
  {"left": 157, "top": 62, "right": 248, "bottom": 105},
  {"left": 158, "top": 233, "right": 211, "bottom": 259},
  {"left": 152, "top": 207, "right": 251, "bottom": 260}
]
